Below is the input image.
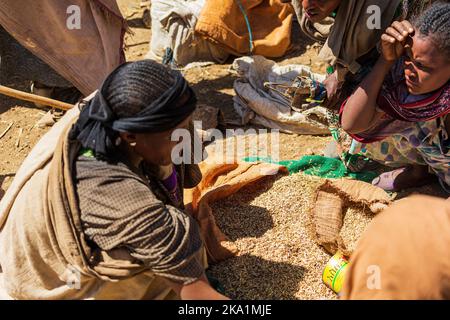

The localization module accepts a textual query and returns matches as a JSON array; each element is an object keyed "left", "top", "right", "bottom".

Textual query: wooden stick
[
  {"left": 0, "top": 85, "right": 74, "bottom": 111},
  {"left": 0, "top": 122, "right": 13, "bottom": 140},
  {"left": 16, "top": 128, "right": 23, "bottom": 148},
  {"left": 125, "top": 41, "right": 149, "bottom": 48}
]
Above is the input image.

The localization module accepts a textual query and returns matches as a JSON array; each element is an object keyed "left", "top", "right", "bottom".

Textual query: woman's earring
[
  {"left": 115, "top": 137, "right": 122, "bottom": 146},
  {"left": 130, "top": 142, "right": 137, "bottom": 147}
]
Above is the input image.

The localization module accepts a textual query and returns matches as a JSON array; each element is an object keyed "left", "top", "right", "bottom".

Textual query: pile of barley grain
[
  {"left": 340, "top": 206, "right": 374, "bottom": 254},
  {"left": 208, "top": 173, "right": 375, "bottom": 300}
]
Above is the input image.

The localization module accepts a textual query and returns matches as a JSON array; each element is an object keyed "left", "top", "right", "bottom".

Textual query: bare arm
[
  {"left": 340, "top": 58, "right": 394, "bottom": 134},
  {"left": 341, "top": 20, "right": 415, "bottom": 134}
]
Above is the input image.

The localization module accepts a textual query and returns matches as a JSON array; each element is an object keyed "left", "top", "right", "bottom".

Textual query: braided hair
[
  {"left": 103, "top": 60, "right": 177, "bottom": 118},
  {"left": 70, "top": 59, "right": 196, "bottom": 161},
  {"left": 413, "top": 1, "right": 450, "bottom": 60}
]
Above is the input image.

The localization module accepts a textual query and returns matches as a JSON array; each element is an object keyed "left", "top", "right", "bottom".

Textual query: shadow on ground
[{"left": 208, "top": 253, "right": 306, "bottom": 300}]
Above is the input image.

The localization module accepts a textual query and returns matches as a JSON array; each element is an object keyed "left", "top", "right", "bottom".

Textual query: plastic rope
[{"left": 235, "top": 0, "right": 254, "bottom": 54}]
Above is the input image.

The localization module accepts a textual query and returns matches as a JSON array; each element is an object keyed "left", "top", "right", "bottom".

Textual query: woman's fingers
[
  {"left": 381, "top": 20, "right": 413, "bottom": 61},
  {"left": 381, "top": 33, "right": 396, "bottom": 44},
  {"left": 391, "top": 20, "right": 415, "bottom": 37},
  {"left": 386, "top": 26, "right": 405, "bottom": 41},
  {"left": 385, "top": 20, "right": 415, "bottom": 44},
  {"left": 401, "top": 20, "right": 415, "bottom": 34},
  {"left": 392, "top": 21, "right": 409, "bottom": 35}
]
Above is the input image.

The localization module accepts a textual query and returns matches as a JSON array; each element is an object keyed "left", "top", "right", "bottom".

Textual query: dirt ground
[{"left": 0, "top": 0, "right": 447, "bottom": 299}]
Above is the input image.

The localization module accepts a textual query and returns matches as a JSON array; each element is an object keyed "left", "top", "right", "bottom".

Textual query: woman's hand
[
  {"left": 381, "top": 20, "right": 414, "bottom": 62},
  {"left": 323, "top": 70, "right": 339, "bottom": 100},
  {"left": 167, "top": 274, "right": 230, "bottom": 300}
]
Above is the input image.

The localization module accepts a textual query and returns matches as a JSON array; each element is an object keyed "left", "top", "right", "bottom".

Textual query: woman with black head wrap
[{"left": 0, "top": 60, "right": 228, "bottom": 300}]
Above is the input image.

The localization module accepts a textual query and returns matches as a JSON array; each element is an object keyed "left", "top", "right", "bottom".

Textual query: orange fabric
[
  {"left": 341, "top": 195, "right": 450, "bottom": 300},
  {"left": 195, "top": 0, "right": 294, "bottom": 58},
  {"left": 184, "top": 158, "right": 286, "bottom": 263}
]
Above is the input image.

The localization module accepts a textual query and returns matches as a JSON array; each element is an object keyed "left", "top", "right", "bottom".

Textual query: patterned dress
[{"left": 361, "top": 118, "right": 450, "bottom": 192}]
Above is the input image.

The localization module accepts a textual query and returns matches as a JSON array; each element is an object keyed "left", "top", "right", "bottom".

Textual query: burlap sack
[{"left": 310, "top": 179, "right": 392, "bottom": 256}]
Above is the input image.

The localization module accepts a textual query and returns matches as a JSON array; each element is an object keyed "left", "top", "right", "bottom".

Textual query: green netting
[{"left": 244, "top": 155, "right": 378, "bottom": 183}]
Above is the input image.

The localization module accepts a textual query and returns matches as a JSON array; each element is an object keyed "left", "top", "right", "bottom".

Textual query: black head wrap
[{"left": 70, "top": 60, "right": 197, "bottom": 159}]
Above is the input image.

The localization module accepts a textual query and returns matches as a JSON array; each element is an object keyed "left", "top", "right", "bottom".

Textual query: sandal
[
  {"left": 372, "top": 167, "right": 409, "bottom": 191},
  {"left": 372, "top": 166, "right": 436, "bottom": 191}
]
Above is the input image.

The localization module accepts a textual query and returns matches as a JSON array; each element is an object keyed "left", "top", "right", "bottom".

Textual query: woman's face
[
  {"left": 404, "top": 33, "right": 450, "bottom": 95},
  {"left": 301, "top": 0, "right": 341, "bottom": 23},
  {"left": 122, "top": 115, "right": 192, "bottom": 167}
]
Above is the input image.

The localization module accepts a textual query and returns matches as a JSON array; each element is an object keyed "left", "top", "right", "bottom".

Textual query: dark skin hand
[
  {"left": 323, "top": 69, "right": 339, "bottom": 101},
  {"left": 300, "top": 0, "right": 342, "bottom": 100},
  {"left": 166, "top": 274, "right": 229, "bottom": 300}
]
